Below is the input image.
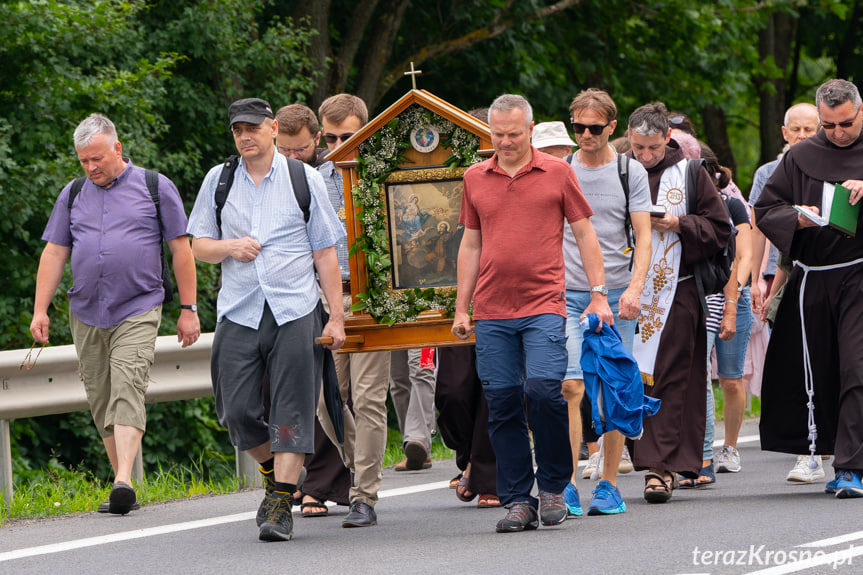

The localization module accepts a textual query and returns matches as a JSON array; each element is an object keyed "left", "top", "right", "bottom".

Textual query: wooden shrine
[{"left": 326, "top": 89, "right": 492, "bottom": 352}]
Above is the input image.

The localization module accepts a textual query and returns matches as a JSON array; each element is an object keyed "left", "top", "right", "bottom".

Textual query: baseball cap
[
  {"left": 531, "top": 121, "right": 576, "bottom": 148},
  {"left": 228, "top": 98, "right": 274, "bottom": 127}
]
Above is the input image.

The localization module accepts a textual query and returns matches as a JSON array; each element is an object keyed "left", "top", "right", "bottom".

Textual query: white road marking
[
  {"left": 796, "top": 530, "right": 863, "bottom": 548},
  {"left": 0, "top": 435, "right": 765, "bottom": 563}
]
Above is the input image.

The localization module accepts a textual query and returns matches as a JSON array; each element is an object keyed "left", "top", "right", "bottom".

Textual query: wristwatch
[
  {"left": 590, "top": 285, "right": 608, "bottom": 296},
  {"left": 180, "top": 304, "right": 198, "bottom": 312}
]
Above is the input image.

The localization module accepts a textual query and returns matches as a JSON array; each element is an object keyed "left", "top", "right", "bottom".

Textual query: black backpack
[
  {"left": 214, "top": 154, "right": 311, "bottom": 232},
  {"left": 68, "top": 170, "right": 174, "bottom": 303},
  {"left": 685, "top": 159, "right": 736, "bottom": 318},
  {"left": 565, "top": 153, "right": 634, "bottom": 270}
]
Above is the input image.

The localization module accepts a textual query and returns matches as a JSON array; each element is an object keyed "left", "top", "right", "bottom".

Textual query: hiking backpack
[{"left": 685, "top": 159, "right": 736, "bottom": 318}]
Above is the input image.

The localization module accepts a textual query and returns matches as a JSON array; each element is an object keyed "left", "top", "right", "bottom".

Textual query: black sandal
[{"left": 300, "top": 498, "right": 329, "bottom": 517}]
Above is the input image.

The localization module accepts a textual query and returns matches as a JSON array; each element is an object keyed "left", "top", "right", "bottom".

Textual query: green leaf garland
[{"left": 350, "top": 104, "right": 481, "bottom": 325}]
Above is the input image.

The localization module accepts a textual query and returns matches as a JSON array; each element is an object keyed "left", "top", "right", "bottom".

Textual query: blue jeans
[
  {"left": 703, "top": 287, "right": 754, "bottom": 460},
  {"left": 474, "top": 314, "right": 570, "bottom": 508},
  {"left": 564, "top": 287, "right": 637, "bottom": 379}
]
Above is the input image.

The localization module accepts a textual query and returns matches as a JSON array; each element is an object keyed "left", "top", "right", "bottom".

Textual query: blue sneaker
[
  {"left": 588, "top": 480, "right": 626, "bottom": 515},
  {"left": 834, "top": 470, "right": 863, "bottom": 499},
  {"left": 563, "top": 482, "right": 583, "bottom": 516}
]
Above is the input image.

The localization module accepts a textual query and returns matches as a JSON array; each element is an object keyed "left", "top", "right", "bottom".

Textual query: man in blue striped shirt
[{"left": 187, "top": 97, "right": 346, "bottom": 542}]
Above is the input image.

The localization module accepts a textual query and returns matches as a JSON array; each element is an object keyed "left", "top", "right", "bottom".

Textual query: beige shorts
[{"left": 70, "top": 307, "right": 161, "bottom": 437}]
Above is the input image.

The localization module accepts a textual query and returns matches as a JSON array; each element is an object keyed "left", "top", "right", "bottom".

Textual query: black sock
[
  {"left": 259, "top": 457, "right": 275, "bottom": 474},
  {"left": 274, "top": 482, "right": 297, "bottom": 494}
]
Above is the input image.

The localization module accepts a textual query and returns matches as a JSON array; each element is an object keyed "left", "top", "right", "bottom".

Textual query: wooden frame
[{"left": 327, "top": 90, "right": 493, "bottom": 352}]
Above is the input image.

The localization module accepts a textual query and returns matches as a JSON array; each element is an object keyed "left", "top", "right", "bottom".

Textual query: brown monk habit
[
  {"left": 626, "top": 141, "right": 733, "bottom": 477},
  {"left": 754, "top": 130, "right": 863, "bottom": 468}
]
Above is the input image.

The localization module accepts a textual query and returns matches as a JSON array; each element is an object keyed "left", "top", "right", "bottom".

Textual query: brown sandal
[
  {"left": 643, "top": 471, "right": 675, "bottom": 503},
  {"left": 456, "top": 475, "right": 477, "bottom": 502},
  {"left": 477, "top": 493, "right": 500, "bottom": 508}
]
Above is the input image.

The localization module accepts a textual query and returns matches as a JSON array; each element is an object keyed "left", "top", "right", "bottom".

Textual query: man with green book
[{"left": 755, "top": 78, "right": 863, "bottom": 499}]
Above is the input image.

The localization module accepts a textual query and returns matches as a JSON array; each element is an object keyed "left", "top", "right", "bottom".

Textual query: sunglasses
[
  {"left": 668, "top": 115, "right": 688, "bottom": 126},
  {"left": 323, "top": 132, "right": 355, "bottom": 145},
  {"left": 570, "top": 121, "right": 610, "bottom": 136},
  {"left": 821, "top": 111, "right": 860, "bottom": 130}
]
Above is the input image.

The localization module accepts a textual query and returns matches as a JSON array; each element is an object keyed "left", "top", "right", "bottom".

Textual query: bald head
[{"left": 782, "top": 103, "right": 819, "bottom": 147}]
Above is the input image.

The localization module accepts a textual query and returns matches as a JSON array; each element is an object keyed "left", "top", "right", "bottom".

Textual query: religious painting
[{"left": 386, "top": 176, "right": 464, "bottom": 289}]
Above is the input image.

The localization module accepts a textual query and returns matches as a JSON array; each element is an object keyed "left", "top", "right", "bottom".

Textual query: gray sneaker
[
  {"left": 259, "top": 492, "right": 294, "bottom": 541},
  {"left": 715, "top": 445, "right": 741, "bottom": 473},
  {"left": 495, "top": 502, "right": 538, "bottom": 533},
  {"left": 538, "top": 490, "right": 567, "bottom": 526}
]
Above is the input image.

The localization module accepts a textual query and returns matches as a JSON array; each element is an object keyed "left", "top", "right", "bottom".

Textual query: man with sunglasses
[
  {"left": 558, "top": 89, "right": 652, "bottom": 517},
  {"left": 313, "top": 94, "right": 394, "bottom": 528},
  {"left": 755, "top": 78, "right": 863, "bottom": 499},
  {"left": 626, "top": 102, "right": 732, "bottom": 503}
]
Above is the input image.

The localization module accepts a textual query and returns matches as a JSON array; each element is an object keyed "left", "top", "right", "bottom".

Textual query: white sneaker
[
  {"left": 786, "top": 455, "right": 826, "bottom": 483},
  {"left": 618, "top": 445, "right": 634, "bottom": 474},
  {"left": 582, "top": 451, "right": 601, "bottom": 479},
  {"left": 715, "top": 445, "right": 742, "bottom": 473}
]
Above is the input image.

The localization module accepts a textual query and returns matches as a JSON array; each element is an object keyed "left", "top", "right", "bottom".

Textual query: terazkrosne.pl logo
[{"left": 691, "top": 544, "right": 855, "bottom": 569}]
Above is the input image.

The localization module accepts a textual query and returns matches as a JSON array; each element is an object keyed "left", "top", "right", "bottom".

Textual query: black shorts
[{"left": 211, "top": 302, "right": 322, "bottom": 453}]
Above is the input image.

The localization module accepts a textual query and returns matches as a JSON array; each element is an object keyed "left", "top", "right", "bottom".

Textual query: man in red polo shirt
[{"left": 453, "top": 94, "right": 612, "bottom": 533}]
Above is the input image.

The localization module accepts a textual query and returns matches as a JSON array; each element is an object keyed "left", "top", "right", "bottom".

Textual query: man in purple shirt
[{"left": 30, "top": 113, "right": 200, "bottom": 515}]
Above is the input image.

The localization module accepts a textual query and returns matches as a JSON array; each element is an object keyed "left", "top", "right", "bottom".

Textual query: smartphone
[{"left": 650, "top": 205, "right": 667, "bottom": 218}]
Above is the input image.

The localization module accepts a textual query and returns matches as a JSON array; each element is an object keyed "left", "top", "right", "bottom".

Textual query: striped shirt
[
  {"left": 187, "top": 151, "right": 345, "bottom": 328},
  {"left": 317, "top": 160, "right": 350, "bottom": 280}
]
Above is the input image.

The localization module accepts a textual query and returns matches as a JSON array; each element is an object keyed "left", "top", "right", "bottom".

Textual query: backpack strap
[
  {"left": 286, "top": 157, "right": 311, "bottom": 223},
  {"left": 215, "top": 155, "right": 239, "bottom": 232},
  {"left": 67, "top": 177, "right": 87, "bottom": 210},
  {"left": 686, "top": 158, "right": 710, "bottom": 317},
  {"left": 617, "top": 154, "right": 634, "bottom": 271},
  {"left": 564, "top": 153, "right": 573, "bottom": 164},
  {"left": 144, "top": 169, "right": 174, "bottom": 304}
]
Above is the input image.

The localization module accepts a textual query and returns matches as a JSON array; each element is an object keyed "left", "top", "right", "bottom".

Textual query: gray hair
[
  {"left": 73, "top": 113, "right": 118, "bottom": 148},
  {"left": 489, "top": 94, "right": 533, "bottom": 126},
  {"left": 627, "top": 102, "right": 669, "bottom": 137},
  {"left": 815, "top": 79, "right": 862, "bottom": 110}
]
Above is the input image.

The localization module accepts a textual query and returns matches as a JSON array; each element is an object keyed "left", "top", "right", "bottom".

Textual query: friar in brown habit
[
  {"left": 755, "top": 79, "right": 863, "bottom": 493},
  {"left": 625, "top": 102, "right": 732, "bottom": 503}
]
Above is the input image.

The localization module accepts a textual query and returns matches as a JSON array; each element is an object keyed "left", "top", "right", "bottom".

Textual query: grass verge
[{"left": 2, "top": 431, "right": 454, "bottom": 523}]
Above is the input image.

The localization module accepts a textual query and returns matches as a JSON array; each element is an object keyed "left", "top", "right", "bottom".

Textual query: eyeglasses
[
  {"left": 277, "top": 142, "right": 314, "bottom": 156},
  {"left": 668, "top": 115, "right": 688, "bottom": 126},
  {"left": 570, "top": 121, "right": 610, "bottom": 136},
  {"left": 231, "top": 124, "right": 264, "bottom": 137},
  {"left": 323, "top": 132, "right": 355, "bottom": 145},
  {"left": 19, "top": 341, "right": 47, "bottom": 371},
  {"left": 820, "top": 108, "right": 860, "bottom": 130}
]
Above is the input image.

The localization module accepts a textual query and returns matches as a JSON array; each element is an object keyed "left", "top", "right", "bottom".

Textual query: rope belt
[{"left": 793, "top": 257, "right": 863, "bottom": 467}]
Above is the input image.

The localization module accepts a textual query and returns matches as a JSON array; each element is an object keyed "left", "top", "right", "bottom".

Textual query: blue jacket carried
[{"left": 580, "top": 314, "right": 661, "bottom": 440}]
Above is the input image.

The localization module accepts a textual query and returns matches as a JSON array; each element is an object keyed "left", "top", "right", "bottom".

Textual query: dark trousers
[
  {"left": 302, "top": 417, "right": 351, "bottom": 505},
  {"left": 435, "top": 346, "right": 496, "bottom": 495},
  {"left": 474, "top": 315, "right": 571, "bottom": 508}
]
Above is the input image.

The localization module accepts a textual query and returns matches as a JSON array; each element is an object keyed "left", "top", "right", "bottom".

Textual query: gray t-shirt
[{"left": 563, "top": 151, "right": 651, "bottom": 290}]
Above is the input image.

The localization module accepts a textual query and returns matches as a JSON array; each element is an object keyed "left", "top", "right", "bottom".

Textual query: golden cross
[
  {"left": 404, "top": 62, "right": 422, "bottom": 90},
  {"left": 641, "top": 295, "right": 666, "bottom": 323}
]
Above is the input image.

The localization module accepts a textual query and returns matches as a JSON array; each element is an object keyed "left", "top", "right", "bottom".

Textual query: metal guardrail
[{"left": 0, "top": 333, "right": 261, "bottom": 509}]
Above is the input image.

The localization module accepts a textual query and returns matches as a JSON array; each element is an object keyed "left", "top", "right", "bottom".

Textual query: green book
[{"left": 824, "top": 182, "right": 860, "bottom": 237}]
